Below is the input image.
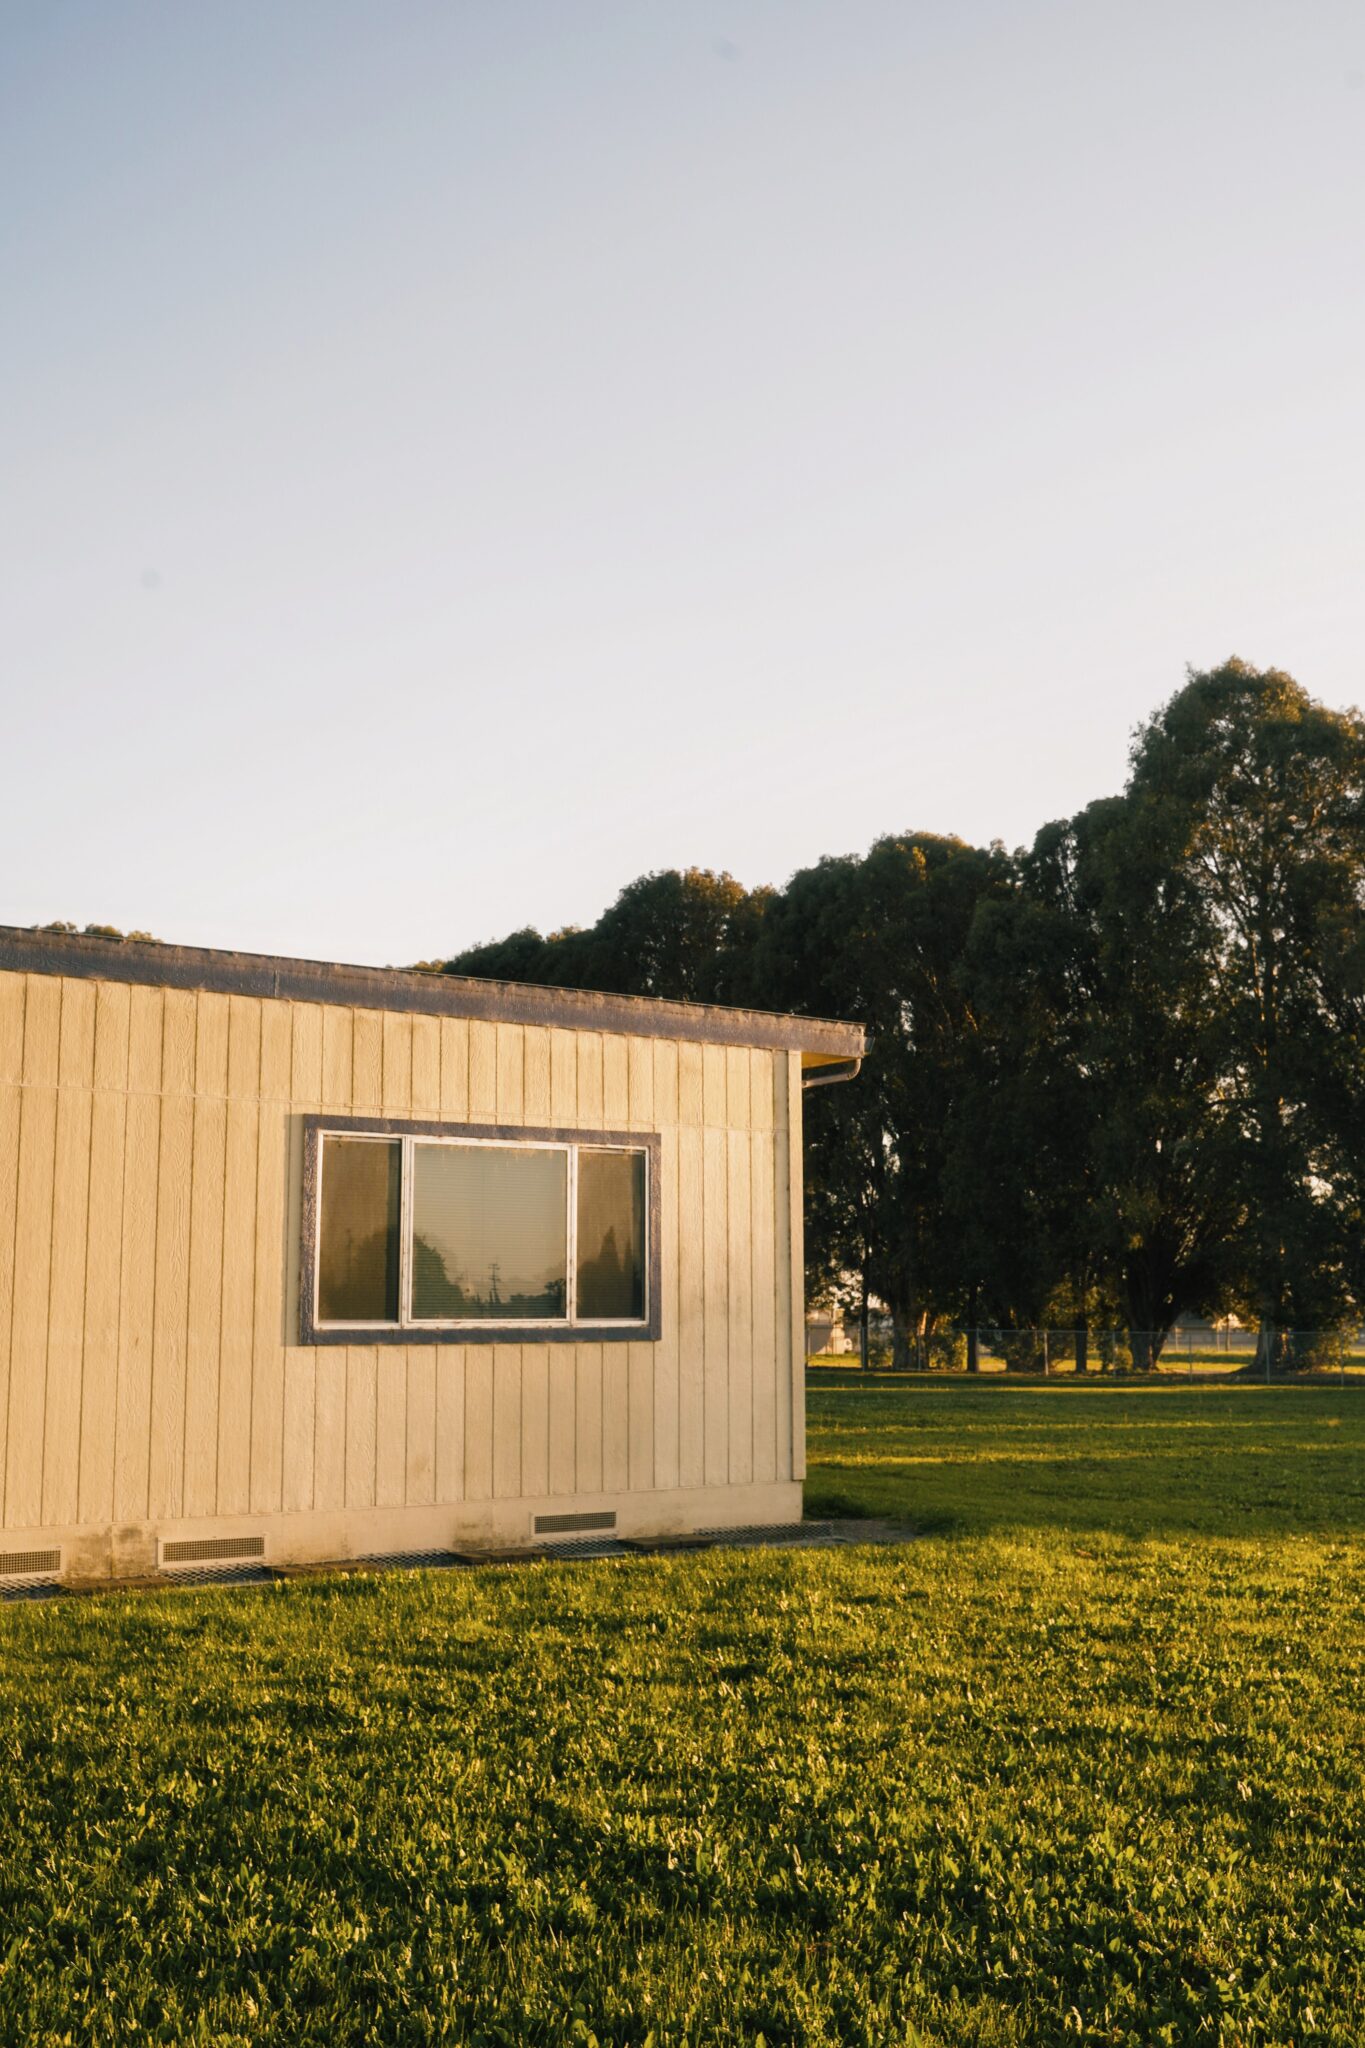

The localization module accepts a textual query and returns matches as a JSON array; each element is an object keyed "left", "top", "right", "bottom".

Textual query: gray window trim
[{"left": 299, "top": 1113, "right": 662, "bottom": 1347}]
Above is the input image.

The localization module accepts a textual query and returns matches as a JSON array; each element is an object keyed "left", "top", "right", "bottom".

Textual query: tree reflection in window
[{"left": 577, "top": 1150, "right": 645, "bottom": 1319}]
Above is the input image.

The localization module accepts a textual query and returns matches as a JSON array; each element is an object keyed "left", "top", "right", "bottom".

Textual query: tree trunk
[
  {"left": 1074, "top": 1320, "right": 1087, "bottom": 1377},
  {"left": 859, "top": 1282, "right": 870, "bottom": 1372},
  {"left": 890, "top": 1305, "right": 913, "bottom": 1372}
]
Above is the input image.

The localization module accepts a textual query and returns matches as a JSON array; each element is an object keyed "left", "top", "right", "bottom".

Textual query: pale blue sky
[{"left": 4, "top": 1, "right": 1364, "bottom": 965}]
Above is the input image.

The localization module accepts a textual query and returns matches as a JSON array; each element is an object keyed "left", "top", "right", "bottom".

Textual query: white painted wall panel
[{"left": 0, "top": 966, "right": 809, "bottom": 1559}]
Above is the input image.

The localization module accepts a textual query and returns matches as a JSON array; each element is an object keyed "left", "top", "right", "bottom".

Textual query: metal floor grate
[
  {"left": 354, "top": 1549, "right": 468, "bottom": 1572},
  {"left": 160, "top": 1564, "right": 278, "bottom": 1589},
  {"left": 540, "top": 1536, "right": 630, "bottom": 1559},
  {"left": 0, "top": 1578, "right": 61, "bottom": 1602},
  {"left": 697, "top": 1523, "right": 828, "bottom": 1544}
]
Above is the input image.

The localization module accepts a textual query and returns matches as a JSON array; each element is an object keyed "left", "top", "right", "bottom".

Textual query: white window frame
[{"left": 309, "top": 1125, "right": 652, "bottom": 1338}]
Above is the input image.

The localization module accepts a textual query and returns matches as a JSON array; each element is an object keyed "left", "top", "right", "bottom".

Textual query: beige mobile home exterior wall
[{"left": 0, "top": 948, "right": 855, "bottom": 1580}]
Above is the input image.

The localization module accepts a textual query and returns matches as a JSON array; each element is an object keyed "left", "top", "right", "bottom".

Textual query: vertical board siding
[
  {"left": 406, "top": 1347, "right": 436, "bottom": 1505},
  {"left": 520, "top": 1343, "right": 549, "bottom": 1500},
  {"left": 375, "top": 1020, "right": 411, "bottom": 1510},
  {"left": 785, "top": 1053, "right": 806, "bottom": 1481},
  {"left": 651, "top": 1042, "right": 680, "bottom": 1493},
  {"left": 492, "top": 1347, "right": 522, "bottom": 1499},
  {"left": 250, "top": 1004, "right": 292, "bottom": 1514},
  {"left": 602, "top": 1036, "right": 629, "bottom": 1131},
  {"left": 314, "top": 1348, "right": 347, "bottom": 1512},
  {"left": 574, "top": 1099, "right": 604, "bottom": 1482},
  {"left": 725, "top": 1123, "right": 753, "bottom": 1488},
  {"left": 493, "top": 1031, "right": 526, "bottom": 1498},
  {"left": 464, "top": 1018, "right": 498, "bottom": 1501},
  {"left": 0, "top": 966, "right": 810, "bottom": 1544},
  {"left": 574, "top": 1032, "right": 603, "bottom": 1496},
  {"left": 546, "top": 1031, "right": 576, "bottom": 1498},
  {"left": 468, "top": 1021, "right": 496, "bottom": 1123},
  {"left": 382, "top": 1015, "right": 412, "bottom": 1117},
  {"left": 217, "top": 997, "right": 262, "bottom": 1515},
  {"left": 0, "top": 975, "right": 23, "bottom": 1086},
  {"left": 773, "top": 1049, "right": 794, "bottom": 1483},
  {"left": 281, "top": 1004, "right": 323, "bottom": 1514},
  {"left": 43, "top": 981, "right": 97, "bottom": 1528},
  {"left": 151, "top": 992, "right": 198, "bottom": 1519},
  {"left": 321, "top": 1007, "right": 352, "bottom": 1110},
  {"left": 750, "top": 1118, "right": 778, "bottom": 1487},
  {"left": 725, "top": 1047, "right": 756, "bottom": 1492},
  {"left": 113, "top": 988, "right": 163, "bottom": 1522},
  {"left": 6, "top": 976, "right": 62, "bottom": 1528},
  {"left": 464, "top": 1352, "right": 493, "bottom": 1502},
  {"left": 434, "top": 1346, "right": 466, "bottom": 1505},
  {"left": 523, "top": 1028, "right": 551, "bottom": 1126},
  {"left": 375, "top": 1346, "right": 406, "bottom": 1507},
  {"left": 496, "top": 1025, "right": 525, "bottom": 1125},
  {"left": 600, "top": 1038, "right": 630, "bottom": 1496},
  {"left": 79, "top": 983, "right": 130, "bottom": 1526},
  {"left": 439, "top": 1019, "right": 470, "bottom": 1120},
  {"left": 351, "top": 1011, "right": 383, "bottom": 1116},
  {"left": 0, "top": 977, "right": 26, "bottom": 1522},
  {"left": 701, "top": 1125, "right": 729, "bottom": 1490},
  {"left": 410, "top": 1017, "right": 441, "bottom": 1117},
  {"left": 348, "top": 1345, "right": 379, "bottom": 1508},
  {"left": 675, "top": 1144, "right": 705, "bottom": 1488},
  {"left": 0, "top": 1075, "right": 17, "bottom": 1524},
  {"left": 177, "top": 994, "right": 227, "bottom": 1523}
]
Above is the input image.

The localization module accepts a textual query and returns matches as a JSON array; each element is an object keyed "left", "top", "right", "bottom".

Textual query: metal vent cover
[
  {"left": 533, "top": 1510, "right": 617, "bottom": 1535},
  {"left": 161, "top": 1535, "right": 266, "bottom": 1566},
  {"left": 0, "top": 1547, "right": 62, "bottom": 1577}
]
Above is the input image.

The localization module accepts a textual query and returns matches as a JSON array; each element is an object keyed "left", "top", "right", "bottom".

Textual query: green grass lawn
[{"left": 1, "top": 1387, "right": 1362, "bottom": 2047}]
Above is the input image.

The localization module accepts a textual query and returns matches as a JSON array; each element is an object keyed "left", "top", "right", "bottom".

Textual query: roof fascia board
[{"left": 0, "top": 927, "right": 865, "bottom": 1060}]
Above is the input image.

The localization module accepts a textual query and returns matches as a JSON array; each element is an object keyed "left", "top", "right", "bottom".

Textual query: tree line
[{"left": 430, "top": 662, "right": 1365, "bottom": 1371}]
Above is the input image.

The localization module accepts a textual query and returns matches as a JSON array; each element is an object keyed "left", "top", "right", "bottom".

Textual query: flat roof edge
[{"left": 0, "top": 926, "right": 866, "bottom": 1059}]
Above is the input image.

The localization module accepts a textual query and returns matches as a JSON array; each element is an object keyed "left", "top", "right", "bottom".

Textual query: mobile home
[{"left": 0, "top": 927, "right": 862, "bottom": 1582}]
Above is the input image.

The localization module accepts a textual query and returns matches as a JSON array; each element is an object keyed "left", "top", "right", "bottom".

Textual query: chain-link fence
[{"left": 808, "top": 1326, "right": 1365, "bottom": 1384}]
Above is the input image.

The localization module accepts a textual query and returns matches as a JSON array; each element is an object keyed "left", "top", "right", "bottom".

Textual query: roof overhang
[{"left": 0, "top": 926, "right": 867, "bottom": 1064}]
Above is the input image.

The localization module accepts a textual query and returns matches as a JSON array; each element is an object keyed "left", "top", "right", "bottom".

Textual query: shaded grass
[{"left": 0, "top": 1386, "right": 1361, "bottom": 2045}]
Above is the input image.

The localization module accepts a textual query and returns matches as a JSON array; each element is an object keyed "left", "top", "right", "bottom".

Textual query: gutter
[{"left": 801, "top": 1056, "right": 863, "bottom": 1090}]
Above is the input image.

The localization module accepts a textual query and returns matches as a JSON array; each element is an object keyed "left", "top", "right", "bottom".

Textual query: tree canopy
[{"left": 424, "top": 661, "right": 1365, "bottom": 1365}]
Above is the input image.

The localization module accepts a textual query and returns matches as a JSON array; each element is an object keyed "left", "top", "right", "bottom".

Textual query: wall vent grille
[
  {"left": 162, "top": 1536, "right": 266, "bottom": 1566},
  {"left": 0, "top": 1548, "right": 61, "bottom": 1577},
  {"left": 534, "top": 1511, "right": 617, "bottom": 1535}
]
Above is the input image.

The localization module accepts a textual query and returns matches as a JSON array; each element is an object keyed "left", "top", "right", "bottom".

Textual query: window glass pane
[
  {"left": 317, "top": 1138, "right": 401, "bottom": 1323},
  {"left": 412, "top": 1144, "right": 568, "bottom": 1320},
  {"left": 576, "top": 1148, "right": 646, "bottom": 1321}
]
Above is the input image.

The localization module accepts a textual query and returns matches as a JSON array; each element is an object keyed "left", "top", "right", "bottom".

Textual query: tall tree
[
  {"left": 967, "top": 797, "right": 1244, "bottom": 1367},
  {"left": 438, "top": 869, "right": 769, "bottom": 1003},
  {"left": 1127, "top": 660, "right": 1365, "bottom": 1363},
  {"left": 742, "top": 833, "right": 1011, "bottom": 1363}
]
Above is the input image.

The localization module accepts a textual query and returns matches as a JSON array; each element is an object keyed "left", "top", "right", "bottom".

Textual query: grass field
[{"left": 1, "top": 1385, "right": 1362, "bottom": 2047}]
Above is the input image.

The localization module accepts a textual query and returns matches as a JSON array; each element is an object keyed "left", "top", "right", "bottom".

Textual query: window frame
[{"left": 299, "top": 1114, "right": 662, "bottom": 1346}]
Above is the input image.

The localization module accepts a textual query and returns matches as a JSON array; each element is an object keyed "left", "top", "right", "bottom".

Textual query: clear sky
[{"left": 4, "top": 0, "right": 1364, "bottom": 966}]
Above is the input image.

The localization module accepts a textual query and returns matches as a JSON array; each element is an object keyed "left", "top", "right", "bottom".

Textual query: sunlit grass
[{"left": 0, "top": 1383, "right": 1360, "bottom": 2044}]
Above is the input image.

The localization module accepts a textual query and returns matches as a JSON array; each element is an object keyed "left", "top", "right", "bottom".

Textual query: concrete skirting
[{"left": 0, "top": 1480, "right": 809, "bottom": 1585}]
